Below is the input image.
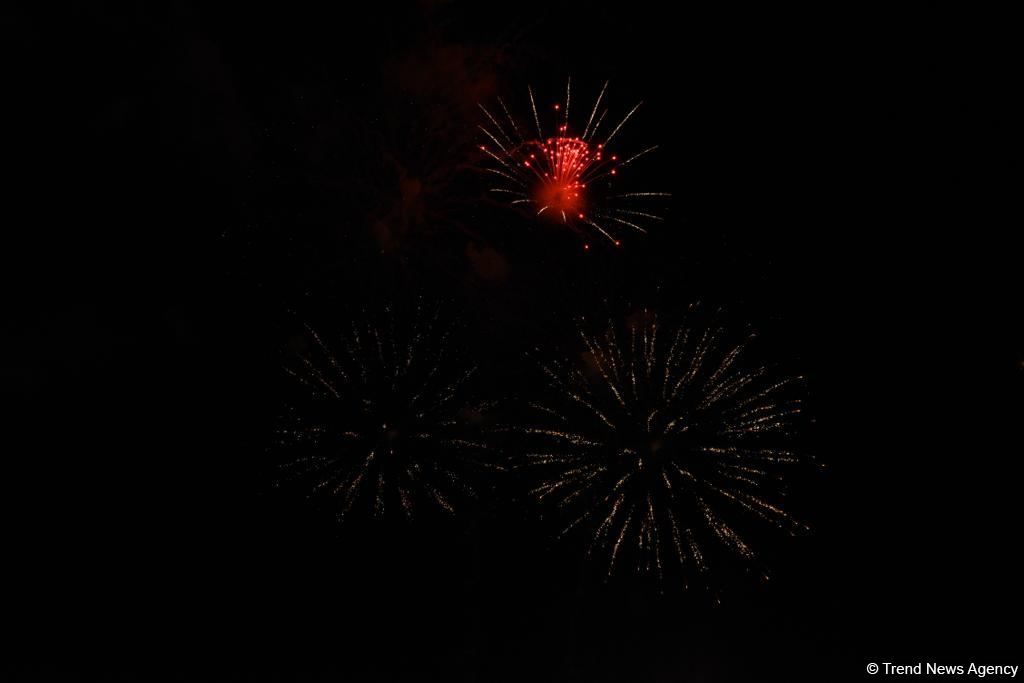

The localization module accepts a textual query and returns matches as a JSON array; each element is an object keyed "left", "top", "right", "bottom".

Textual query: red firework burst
[{"left": 479, "top": 78, "right": 669, "bottom": 248}]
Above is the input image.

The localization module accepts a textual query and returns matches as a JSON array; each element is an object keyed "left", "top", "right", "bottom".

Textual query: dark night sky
[{"left": 3, "top": 3, "right": 1019, "bottom": 681}]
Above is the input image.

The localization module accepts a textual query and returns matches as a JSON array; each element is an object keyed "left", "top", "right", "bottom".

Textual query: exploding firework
[
  {"left": 518, "top": 306, "right": 809, "bottom": 587},
  {"left": 479, "top": 78, "right": 669, "bottom": 248},
  {"left": 275, "top": 300, "right": 497, "bottom": 521}
]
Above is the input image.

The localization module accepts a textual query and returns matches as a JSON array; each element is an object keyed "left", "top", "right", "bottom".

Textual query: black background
[{"left": 4, "top": 2, "right": 1019, "bottom": 681}]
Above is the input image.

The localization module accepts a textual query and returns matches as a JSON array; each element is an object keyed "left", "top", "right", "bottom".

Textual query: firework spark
[
  {"left": 518, "top": 306, "right": 809, "bottom": 588},
  {"left": 275, "top": 301, "right": 497, "bottom": 521},
  {"left": 479, "top": 78, "right": 669, "bottom": 247}
]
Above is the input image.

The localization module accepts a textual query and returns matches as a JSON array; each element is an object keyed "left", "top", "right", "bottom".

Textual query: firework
[
  {"left": 275, "top": 300, "right": 497, "bottom": 521},
  {"left": 518, "top": 306, "right": 809, "bottom": 587},
  {"left": 479, "top": 78, "right": 669, "bottom": 247}
]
